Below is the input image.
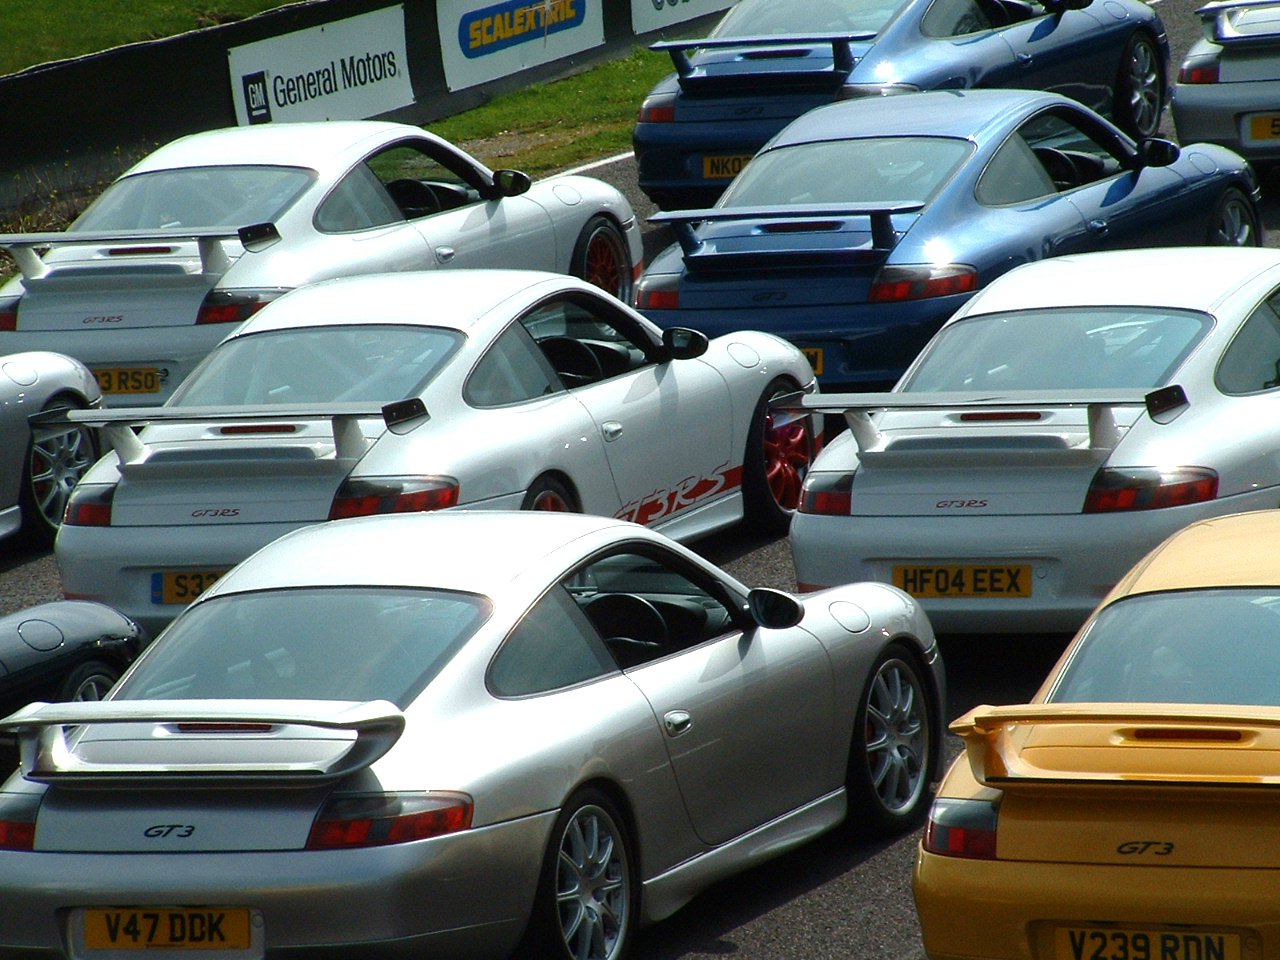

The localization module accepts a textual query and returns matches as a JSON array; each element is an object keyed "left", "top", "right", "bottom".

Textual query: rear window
[
  {"left": 112, "top": 587, "right": 491, "bottom": 709},
  {"left": 1049, "top": 589, "right": 1280, "bottom": 707},
  {"left": 75, "top": 165, "right": 314, "bottom": 231},
  {"left": 170, "top": 324, "right": 463, "bottom": 406},
  {"left": 720, "top": 137, "right": 971, "bottom": 208},
  {"left": 902, "top": 307, "right": 1212, "bottom": 391}
]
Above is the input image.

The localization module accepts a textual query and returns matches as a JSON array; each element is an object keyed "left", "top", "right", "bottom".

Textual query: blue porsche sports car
[
  {"left": 632, "top": 0, "right": 1170, "bottom": 209},
  {"left": 635, "top": 89, "right": 1261, "bottom": 391}
]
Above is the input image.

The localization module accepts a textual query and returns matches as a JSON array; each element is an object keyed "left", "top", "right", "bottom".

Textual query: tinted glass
[
  {"left": 170, "top": 324, "right": 463, "bottom": 406},
  {"left": 1217, "top": 289, "right": 1280, "bottom": 394},
  {"left": 720, "top": 138, "right": 972, "bottom": 208},
  {"left": 902, "top": 307, "right": 1212, "bottom": 391},
  {"left": 112, "top": 587, "right": 491, "bottom": 709},
  {"left": 712, "top": 0, "right": 905, "bottom": 35},
  {"left": 489, "top": 587, "right": 615, "bottom": 696},
  {"left": 1049, "top": 589, "right": 1280, "bottom": 706},
  {"left": 76, "top": 166, "right": 314, "bottom": 231}
]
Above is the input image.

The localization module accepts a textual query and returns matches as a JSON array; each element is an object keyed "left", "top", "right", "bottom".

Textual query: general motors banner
[
  {"left": 438, "top": 0, "right": 605, "bottom": 91},
  {"left": 630, "top": 0, "right": 737, "bottom": 34},
  {"left": 228, "top": 6, "right": 415, "bottom": 124}
]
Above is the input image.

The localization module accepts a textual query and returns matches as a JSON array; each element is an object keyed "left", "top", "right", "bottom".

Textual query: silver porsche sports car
[
  {"left": 0, "top": 120, "right": 643, "bottom": 405},
  {"left": 0, "top": 510, "right": 945, "bottom": 960},
  {"left": 0, "top": 351, "right": 99, "bottom": 547},
  {"left": 51, "top": 269, "right": 818, "bottom": 636}
]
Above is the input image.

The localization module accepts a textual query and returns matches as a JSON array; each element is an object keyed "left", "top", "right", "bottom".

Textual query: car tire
[
  {"left": 57, "top": 658, "right": 120, "bottom": 702},
  {"left": 1113, "top": 31, "right": 1164, "bottom": 139},
  {"left": 571, "top": 216, "right": 632, "bottom": 302},
  {"left": 521, "top": 474, "right": 579, "bottom": 512},
  {"left": 521, "top": 788, "right": 637, "bottom": 960},
  {"left": 1206, "top": 187, "right": 1261, "bottom": 246},
  {"left": 17, "top": 396, "right": 98, "bottom": 549},
  {"left": 742, "top": 378, "right": 816, "bottom": 537},
  {"left": 845, "top": 642, "right": 936, "bottom": 837}
]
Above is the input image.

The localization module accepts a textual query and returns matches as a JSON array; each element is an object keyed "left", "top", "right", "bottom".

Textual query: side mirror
[
  {"left": 494, "top": 169, "right": 532, "bottom": 197},
  {"left": 1135, "top": 138, "right": 1180, "bottom": 168},
  {"left": 747, "top": 588, "right": 804, "bottom": 629},
  {"left": 661, "top": 326, "right": 709, "bottom": 360}
]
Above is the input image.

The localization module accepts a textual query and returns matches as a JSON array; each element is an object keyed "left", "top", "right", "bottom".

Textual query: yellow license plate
[
  {"left": 153, "top": 570, "right": 227, "bottom": 605},
  {"left": 800, "top": 347, "right": 824, "bottom": 376},
  {"left": 84, "top": 907, "right": 252, "bottom": 950},
  {"left": 1055, "top": 926, "right": 1240, "bottom": 960},
  {"left": 702, "top": 154, "right": 753, "bottom": 179},
  {"left": 1249, "top": 114, "right": 1280, "bottom": 140},
  {"left": 892, "top": 564, "right": 1032, "bottom": 598},
  {"left": 95, "top": 367, "right": 161, "bottom": 394}
]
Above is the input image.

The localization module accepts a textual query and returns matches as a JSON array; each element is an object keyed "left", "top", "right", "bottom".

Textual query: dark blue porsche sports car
[
  {"left": 632, "top": 0, "right": 1169, "bottom": 209},
  {"left": 635, "top": 89, "right": 1261, "bottom": 391}
]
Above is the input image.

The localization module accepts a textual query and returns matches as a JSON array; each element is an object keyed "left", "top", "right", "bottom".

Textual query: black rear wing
[{"left": 0, "top": 222, "right": 280, "bottom": 282}]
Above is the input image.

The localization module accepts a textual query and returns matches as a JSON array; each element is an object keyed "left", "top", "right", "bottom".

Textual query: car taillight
[
  {"left": 798, "top": 472, "right": 853, "bottom": 515},
  {"left": 63, "top": 483, "right": 115, "bottom": 526},
  {"left": 196, "top": 289, "right": 287, "bottom": 325},
  {"left": 307, "top": 792, "right": 473, "bottom": 849},
  {"left": 0, "top": 792, "right": 39, "bottom": 851},
  {"left": 634, "top": 273, "right": 679, "bottom": 311},
  {"left": 0, "top": 294, "right": 20, "bottom": 331},
  {"left": 869, "top": 265, "right": 978, "bottom": 302},
  {"left": 1178, "top": 63, "right": 1219, "bottom": 84},
  {"left": 638, "top": 94, "right": 676, "bottom": 123},
  {"left": 1082, "top": 467, "right": 1218, "bottom": 513},
  {"left": 328, "top": 476, "right": 460, "bottom": 520},
  {"left": 922, "top": 797, "right": 999, "bottom": 860}
]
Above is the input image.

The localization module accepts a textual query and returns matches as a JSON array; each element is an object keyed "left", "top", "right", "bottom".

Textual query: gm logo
[{"left": 242, "top": 71, "right": 272, "bottom": 124}]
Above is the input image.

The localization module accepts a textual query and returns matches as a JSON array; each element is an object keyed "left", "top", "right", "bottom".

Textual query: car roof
[
  {"left": 1106, "top": 510, "right": 1280, "bottom": 599},
  {"left": 959, "top": 247, "right": 1280, "bottom": 318},
  {"left": 124, "top": 120, "right": 435, "bottom": 178},
  {"left": 203, "top": 511, "right": 653, "bottom": 598},
  {"left": 234, "top": 269, "right": 587, "bottom": 336},
  {"left": 770, "top": 88, "right": 1066, "bottom": 147}
]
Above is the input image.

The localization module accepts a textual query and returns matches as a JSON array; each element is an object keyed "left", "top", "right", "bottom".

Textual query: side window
[
  {"left": 519, "top": 297, "right": 652, "bottom": 389},
  {"left": 564, "top": 550, "right": 739, "bottom": 670},
  {"left": 975, "top": 134, "right": 1056, "bottom": 205},
  {"left": 315, "top": 164, "right": 403, "bottom": 233},
  {"left": 921, "top": 0, "right": 993, "bottom": 36},
  {"left": 1217, "top": 290, "right": 1280, "bottom": 394},
  {"left": 488, "top": 587, "right": 616, "bottom": 697},
  {"left": 366, "top": 143, "right": 485, "bottom": 219},
  {"left": 1016, "top": 110, "right": 1126, "bottom": 193},
  {"left": 465, "top": 323, "right": 560, "bottom": 407}
]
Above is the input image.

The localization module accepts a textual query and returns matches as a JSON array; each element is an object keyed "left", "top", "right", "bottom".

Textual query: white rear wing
[
  {"left": 1196, "top": 0, "right": 1280, "bottom": 44},
  {"left": 0, "top": 698, "right": 405, "bottom": 787}
]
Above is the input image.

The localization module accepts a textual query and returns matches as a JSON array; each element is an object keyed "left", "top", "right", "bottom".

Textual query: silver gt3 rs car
[
  {"left": 1173, "top": 0, "right": 1280, "bottom": 168},
  {"left": 0, "top": 351, "right": 100, "bottom": 547},
  {"left": 52, "top": 269, "right": 818, "bottom": 636},
  {"left": 0, "top": 511, "right": 946, "bottom": 960},
  {"left": 787, "top": 246, "right": 1280, "bottom": 634},
  {"left": 0, "top": 120, "right": 643, "bottom": 406}
]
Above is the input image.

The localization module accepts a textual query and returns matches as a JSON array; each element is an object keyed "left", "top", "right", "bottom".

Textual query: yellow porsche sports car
[{"left": 914, "top": 508, "right": 1280, "bottom": 960}]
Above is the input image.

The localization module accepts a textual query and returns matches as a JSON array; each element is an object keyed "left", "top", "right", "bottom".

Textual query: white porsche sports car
[
  {"left": 787, "top": 246, "right": 1280, "bottom": 634},
  {"left": 0, "top": 121, "right": 643, "bottom": 406},
  {"left": 52, "top": 269, "right": 818, "bottom": 635}
]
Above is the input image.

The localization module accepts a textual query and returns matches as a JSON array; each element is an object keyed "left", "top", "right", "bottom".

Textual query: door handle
[
  {"left": 602, "top": 421, "right": 623, "bottom": 442},
  {"left": 1087, "top": 219, "right": 1109, "bottom": 238},
  {"left": 435, "top": 246, "right": 456, "bottom": 264},
  {"left": 1016, "top": 52, "right": 1033, "bottom": 67},
  {"left": 664, "top": 710, "right": 692, "bottom": 737}
]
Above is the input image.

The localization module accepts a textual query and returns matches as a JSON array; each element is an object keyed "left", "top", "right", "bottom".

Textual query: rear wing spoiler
[
  {"left": 953, "top": 701, "right": 1280, "bottom": 787},
  {"left": 652, "top": 33, "right": 874, "bottom": 77},
  {"left": 0, "top": 222, "right": 281, "bottom": 282},
  {"left": 0, "top": 698, "right": 405, "bottom": 787},
  {"left": 1196, "top": 0, "right": 1280, "bottom": 43},
  {"left": 650, "top": 203, "right": 924, "bottom": 259},
  {"left": 773, "top": 385, "right": 1187, "bottom": 457},
  {"left": 32, "top": 398, "right": 429, "bottom": 468}
]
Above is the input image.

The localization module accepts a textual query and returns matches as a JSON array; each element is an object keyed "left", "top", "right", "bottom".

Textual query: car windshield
[
  {"left": 711, "top": 0, "right": 904, "bottom": 36},
  {"left": 111, "top": 587, "right": 492, "bottom": 709},
  {"left": 719, "top": 137, "right": 972, "bottom": 208},
  {"left": 1049, "top": 589, "right": 1280, "bottom": 706},
  {"left": 169, "top": 324, "right": 464, "bottom": 406},
  {"left": 73, "top": 165, "right": 315, "bottom": 231},
  {"left": 901, "top": 307, "right": 1213, "bottom": 391}
]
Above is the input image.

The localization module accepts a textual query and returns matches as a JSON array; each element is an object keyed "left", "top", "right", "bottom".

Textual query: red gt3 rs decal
[{"left": 617, "top": 464, "right": 743, "bottom": 525}]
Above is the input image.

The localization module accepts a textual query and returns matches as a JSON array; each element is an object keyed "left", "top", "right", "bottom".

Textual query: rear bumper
[
  {"left": 632, "top": 117, "right": 791, "bottom": 208},
  {"left": 1173, "top": 79, "right": 1280, "bottom": 163}
]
